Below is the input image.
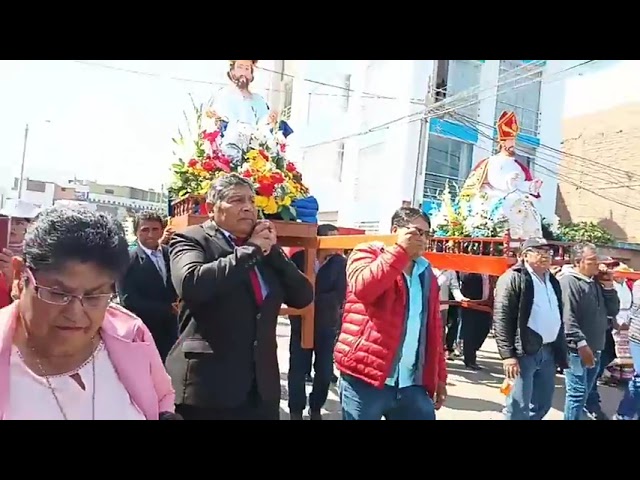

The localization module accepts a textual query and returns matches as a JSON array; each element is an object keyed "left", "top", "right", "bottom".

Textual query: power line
[
  {"left": 300, "top": 60, "right": 579, "bottom": 151},
  {"left": 449, "top": 112, "right": 632, "bottom": 190},
  {"left": 440, "top": 123, "right": 640, "bottom": 213},
  {"left": 452, "top": 110, "right": 640, "bottom": 185}
]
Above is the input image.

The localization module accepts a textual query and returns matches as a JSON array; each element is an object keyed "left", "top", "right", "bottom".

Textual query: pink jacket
[{"left": 0, "top": 302, "right": 175, "bottom": 420}]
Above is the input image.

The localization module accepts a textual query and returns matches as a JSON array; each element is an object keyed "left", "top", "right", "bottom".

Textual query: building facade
[
  {"left": 2, "top": 177, "right": 166, "bottom": 221},
  {"left": 557, "top": 102, "right": 640, "bottom": 243},
  {"left": 282, "top": 60, "right": 592, "bottom": 232}
]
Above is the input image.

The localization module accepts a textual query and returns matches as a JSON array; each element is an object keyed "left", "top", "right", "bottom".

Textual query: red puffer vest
[{"left": 334, "top": 243, "right": 446, "bottom": 397}]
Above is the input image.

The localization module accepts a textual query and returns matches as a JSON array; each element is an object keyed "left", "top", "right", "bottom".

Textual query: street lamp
[{"left": 18, "top": 120, "right": 51, "bottom": 199}]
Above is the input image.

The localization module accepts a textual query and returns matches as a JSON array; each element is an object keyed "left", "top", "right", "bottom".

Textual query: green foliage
[{"left": 557, "top": 221, "right": 615, "bottom": 245}]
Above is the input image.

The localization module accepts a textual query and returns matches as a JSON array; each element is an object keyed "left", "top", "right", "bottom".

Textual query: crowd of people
[{"left": 0, "top": 174, "right": 638, "bottom": 420}]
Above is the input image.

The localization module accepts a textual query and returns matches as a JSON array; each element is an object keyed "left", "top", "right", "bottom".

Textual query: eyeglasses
[
  {"left": 25, "top": 269, "right": 114, "bottom": 308},
  {"left": 405, "top": 227, "right": 431, "bottom": 238},
  {"left": 528, "top": 248, "right": 552, "bottom": 257}
]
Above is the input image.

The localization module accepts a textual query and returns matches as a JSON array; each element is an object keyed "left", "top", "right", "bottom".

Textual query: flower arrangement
[
  {"left": 429, "top": 181, "right": 508, "bottom": 239},
  {"left": 169, "top": 96, "right": 310, "bottom": 221}
]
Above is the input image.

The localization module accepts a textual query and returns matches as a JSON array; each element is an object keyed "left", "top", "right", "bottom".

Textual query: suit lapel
[
  {"left": 202, "top": 221, "right": 256, "bottom": 302},
  {"left": 136, "top": 245, "right": 165, "bottom": 288}
]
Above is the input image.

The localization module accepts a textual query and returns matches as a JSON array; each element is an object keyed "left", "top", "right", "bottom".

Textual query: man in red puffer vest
[{"left": 334, "top": 206, "right": 447, "bottom": 420}]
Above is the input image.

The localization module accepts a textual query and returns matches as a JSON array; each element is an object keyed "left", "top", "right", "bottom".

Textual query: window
[
  {"left": 305, "top": 71, "right": 352, "bottom": 181},
  {"left": 26, "top": 180, "right": 46, "bottom": 193},
  {"left": 446, "top": 60, "right": 482, "bottom": 118},
  {"left": 360, "top": 61, "right": 395, "bottom": 129},
  {"left": 354, "top": 142, "right": 385, "bottom": 207},
  {"left": 423, "top": 134, "right": 473, "bottom": 199},
  {"left": 495, "top": 60, "right": 542, "bottom": 137},
  {"left": 283, "top": 76, "right": 294, "bottom": 119}
]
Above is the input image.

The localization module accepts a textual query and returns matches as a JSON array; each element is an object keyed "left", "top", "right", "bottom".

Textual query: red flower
[
  {"left": 203, "top": 130, "right": 220, "bottom": 145},
  {"left": 271, "top": 171, "right": 284, "bottom": 184},
  {"left": 241, "top": 170, "right": 253, "bottom": 179},
  {"left": 279, "top": 143, "right": 287, "bottom": 154},
  {"left": 258, "top": 149, "right": 270, "bottom": 161},
  {"left": 202, "top": 160, "right": 215, "bottom": 172},
  {"left": 257, "top": 181, "right": 276, "bottom": 197},
  {"left": 188, "top": 159, "right": 198, "bottom": 168},
  {"left": 285, "top": 162, "right": 297, "bottom": 173},
  {"left": 213, "top": 155, "right": 231, "bottom": 173}
]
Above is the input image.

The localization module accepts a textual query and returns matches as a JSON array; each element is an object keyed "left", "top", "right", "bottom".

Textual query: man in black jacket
[
  {"left": 118, "top": 211, "right": 178, "bottom": 362},
  {"left": 166, "top": 173, "right": 314, "bottom": 420},
  {"left": 459, "top": 272, "right": 493, "bottom": 370},
  {"left": 494, "top": 238, "right": 567, "bottom": 420},
  {"left": 288, "top": 224, "right": 347, "bottom": 420}
]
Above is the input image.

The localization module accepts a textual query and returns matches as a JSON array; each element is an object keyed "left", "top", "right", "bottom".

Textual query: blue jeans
[
  {"left": 585, "top": 330, "right": 615, "bottom": 413},
  {"left": 504, "top": 345, "right": 557, "bottom": 420},
  {"left": 339, "top": 374, "right": 436, "bottom": 420},
  {"left": 564, "top": 350, "right": 602, "bottom": 420},
  {"left": 616, "top": 340, "right": 640, "bottom": 419},
  {"left": 287, "top": 318, "right": 336, "bottom": 413}
]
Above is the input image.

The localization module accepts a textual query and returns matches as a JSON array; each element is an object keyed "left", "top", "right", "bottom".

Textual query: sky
[
  {"left": 563, "top": 60, "right": 640, "bottom": 118},
  {"left": 0, "top": 60, "right": 270, "bottom": 191},
  {"left": 1, "top": 60, "right": 636, "bottom": 193}
]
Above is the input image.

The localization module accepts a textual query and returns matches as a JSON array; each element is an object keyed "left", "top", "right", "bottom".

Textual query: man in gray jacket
[{"left": 559, "top": 243, "right": 620, "bottom": 420}]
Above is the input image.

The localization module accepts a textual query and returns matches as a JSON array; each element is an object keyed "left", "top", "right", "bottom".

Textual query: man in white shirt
[
  {"left": 493, "top": 238, "right": 567, "bottom": 420},
  {"left": 432, "top": 269, "right": 468, "bottom": 359}
]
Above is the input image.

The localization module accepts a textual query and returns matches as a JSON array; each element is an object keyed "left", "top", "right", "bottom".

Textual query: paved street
[{"left": 276, "top": 318, "right": 625, "bottom": 420}]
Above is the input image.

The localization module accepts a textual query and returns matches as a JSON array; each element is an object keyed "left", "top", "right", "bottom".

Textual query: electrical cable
[
  {"left": 300, "top": 60, "right": 587, "bottom": 151},
  {"left": 449, "top": 111, "right": 630, "bottom": 190},
  {"left": 445, "top": 117, "right": 640, "bottom": 212},
  {"left": 452, "top": 110, "right": 640, "bottom": 183}
]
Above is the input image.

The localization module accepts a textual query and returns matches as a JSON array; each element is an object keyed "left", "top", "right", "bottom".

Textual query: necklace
[{"left": 17, "top": 342, "right": 100, "bottom": 420}]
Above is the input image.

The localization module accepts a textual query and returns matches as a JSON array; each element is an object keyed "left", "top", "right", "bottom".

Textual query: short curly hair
[{"left": 23, "top": 206, "right": 130, "bottom": 277}]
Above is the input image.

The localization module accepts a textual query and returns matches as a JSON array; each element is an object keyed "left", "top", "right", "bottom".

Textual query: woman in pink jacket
[{"left": 0, "top": 206, "right": 176, "bottom": 420}]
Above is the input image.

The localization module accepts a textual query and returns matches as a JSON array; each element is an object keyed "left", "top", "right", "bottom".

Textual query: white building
[{"left": 283, "top": 60, "right": 595, "bottom": 232}]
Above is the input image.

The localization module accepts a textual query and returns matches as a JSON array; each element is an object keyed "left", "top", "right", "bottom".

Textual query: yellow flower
[
  {"left": 263, "top": 196, "right": 279, "bottom": 214},
  {"left": 255, "top": 195, "right": 269, "bottom": 210},
  {"left": 281, "top": 195, "right": 292, "bottom": 207}
]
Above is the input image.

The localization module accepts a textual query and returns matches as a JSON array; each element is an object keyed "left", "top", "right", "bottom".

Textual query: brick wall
[{"left": 558, "top": 103, "right": 640, "bottom": 242}]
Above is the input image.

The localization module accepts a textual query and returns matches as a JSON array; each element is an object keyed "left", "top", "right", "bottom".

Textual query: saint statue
[
  {"left": 210, "top": 60, "right": 274, "bottom": 126},
  {"left": 206, "top": 60, "right": 293, "bottom": 156},
  {"left": 459, "top": 111, "right": 544, "bottom": 239}
]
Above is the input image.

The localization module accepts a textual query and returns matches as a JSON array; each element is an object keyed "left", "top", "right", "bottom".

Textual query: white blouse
[
  {"left": 7, "top": 341, "right": 146, "bottom": 420},
  {"left": 615, "top": 281, "right": 633, "bottom": 325}
]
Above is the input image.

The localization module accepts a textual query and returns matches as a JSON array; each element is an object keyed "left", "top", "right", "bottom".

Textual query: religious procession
[{"left": 0, "top": 59, "right": 638, "bottom": 420}]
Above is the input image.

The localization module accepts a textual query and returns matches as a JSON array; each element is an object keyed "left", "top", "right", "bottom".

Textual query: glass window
[
  {"left": 423, "top": 134, "right": 473, "bottom": 199},
  {"left": 354, "top": 142, "right": 385, "bottom": 206},
  {"left": 447, "top": 60, "right": 482, "bottom": 118},
  {"left": 495, "top": 60, "right": 542, "bottom": 137}
]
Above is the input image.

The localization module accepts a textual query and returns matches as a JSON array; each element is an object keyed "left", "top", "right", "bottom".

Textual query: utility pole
[
  {"left": 18, "top": 123, "right": 29, "bottom": 200},
  {"left": 411, "top": 62, "right": 438, "bottom": 208}
]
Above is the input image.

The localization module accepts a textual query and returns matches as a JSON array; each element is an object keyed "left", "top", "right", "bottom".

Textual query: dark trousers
[
  {"left": 445, "top": 306, "right": 461, "bottom": 352},
  {"left": 175, "top": 384, "right": 280, "bottom": 420},
  {"left": 461, "top": 309, "right": 492, "bottom": 366},
  {"left": 288, "top": 317, "right": 336, "bottom": 414}
]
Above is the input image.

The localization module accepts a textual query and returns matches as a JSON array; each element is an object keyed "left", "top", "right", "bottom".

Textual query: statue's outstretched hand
[{"left": 531, "top": 178, "right": 543, "bottom": 194}]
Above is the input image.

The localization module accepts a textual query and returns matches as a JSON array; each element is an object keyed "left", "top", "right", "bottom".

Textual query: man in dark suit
[
  {"left": 166, "top": 173, "right": 314, "bottom": 420},
  {"left": 118, "top": 211, "right": 179, "bottom": 362},
  {"left": 288, "top": 224, "right": 347, "bottom": 420},
  {"left": 459, "top": 272, "right": 493, "bottom": 370}
]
